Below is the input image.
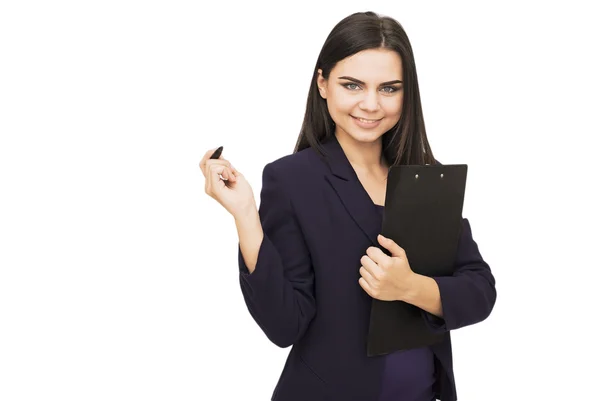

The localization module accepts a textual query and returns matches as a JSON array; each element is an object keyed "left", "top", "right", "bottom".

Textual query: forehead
[{"left": 332, "top": 48, "right": 403, "bottom": 81}]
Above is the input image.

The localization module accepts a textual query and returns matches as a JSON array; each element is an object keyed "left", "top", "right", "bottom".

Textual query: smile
[
  {"left": 351, "top": 115, "right": 383, "bottom": 129},
  {"left": 351, "top": 116, "right": 383, "bottom": 123}
]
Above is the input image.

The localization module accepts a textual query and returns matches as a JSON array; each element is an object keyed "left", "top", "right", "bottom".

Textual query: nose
[{"left": 359, "top": 89, "right": 380, "bottom": 112}]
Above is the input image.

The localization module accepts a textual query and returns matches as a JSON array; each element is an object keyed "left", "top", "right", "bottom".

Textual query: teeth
[{"left": 357, "top": 117, "right": 378, "bottom": 123}]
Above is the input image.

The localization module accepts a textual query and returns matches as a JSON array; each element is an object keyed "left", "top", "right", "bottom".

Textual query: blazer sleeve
[
  {"left": 422, "top": 217, "right": 497, "bottom": 332},
  {"left": 237, "top": 162, "right": 316, "bottom": 348}
]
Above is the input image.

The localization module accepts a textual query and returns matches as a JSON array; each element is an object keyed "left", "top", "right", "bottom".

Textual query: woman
[{"left": 200, "top": 11, "right": 496, "bottom": 401}]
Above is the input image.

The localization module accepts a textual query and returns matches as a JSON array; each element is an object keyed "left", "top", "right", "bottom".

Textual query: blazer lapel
[{"left": 321, "top": 137, "right": 382, "bottom": 247}]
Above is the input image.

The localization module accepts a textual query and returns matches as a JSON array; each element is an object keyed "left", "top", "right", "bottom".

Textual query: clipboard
[{"left": 366, "top": 164, "right": 468, "bottom": 356}]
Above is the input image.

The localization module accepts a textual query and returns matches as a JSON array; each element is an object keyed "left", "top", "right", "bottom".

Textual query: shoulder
[
  {"left": 258, "top": 147, "right": 326, "bottom": 206},
  {"left": 263, "top": 146, "right": 324, "bottom": 180}
]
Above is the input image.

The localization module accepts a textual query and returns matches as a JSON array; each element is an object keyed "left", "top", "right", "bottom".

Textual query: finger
[
  {"left": 201, "top": 159, "right": 232, "bottom": 178},
  {"left": 200, "top": 149, "right": 229, "bottom": 172},
  {"left": 208, "top": 164, "right": 228, "bottom": 180},
  {"left": 360, "top": 255, "right": 383, "bottom": 280},
  {"left": 204, "top": 159, "right": 232, "bottom": 169},
  {"left": 221, "top": 167, "right": 236, "bottom": 182},
  {"left": 201, "top": 148, "right": 217, "bottom": 161},
  {"left": 205, "top": 164, "right": 217, "bottom": 194},
  {"left": 229, "top": 164, "right": 240, "bottom": 177},
  {"left": 209, "top": 164, "right": 238, "bottom": 186},
  {"left": 206, "top": 163, "right": 228, "bottom": 193},
  {"left": 202, "top": 158, "right": 241, "bottom": 179},
  {"left": 359, "top": 277, "right": 376, "bottom": 298},
  {"left": 359, "top": 265, "right": 377, "bottom": 288},
  {"left": 200, "top": 147, "right": 221, "bottom": 167},
  {"left": 377, "top": 235, "right": 406, "bottom": 258},
  {"left": 224, "top": 165, "right": 237, "bottom": 182},
  {"left": 366, "top": 246, "right": 390, "bottom": 268}
]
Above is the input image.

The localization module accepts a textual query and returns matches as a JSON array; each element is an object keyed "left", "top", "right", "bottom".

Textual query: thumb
[{"left": 377, "top": 234, "right": 405, "bottom": 257}]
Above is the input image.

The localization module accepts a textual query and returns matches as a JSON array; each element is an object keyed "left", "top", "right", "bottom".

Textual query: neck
[{"left": 335, "top": 131, "right": 387, "bottom": 173}]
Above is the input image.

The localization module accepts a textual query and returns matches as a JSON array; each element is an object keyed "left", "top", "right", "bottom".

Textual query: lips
[
  {"left": 351, "top": 115, "right": 383, "bottom": 129},
  {"left": 351, "top": 116, "right": 383, "bottom": 123}
]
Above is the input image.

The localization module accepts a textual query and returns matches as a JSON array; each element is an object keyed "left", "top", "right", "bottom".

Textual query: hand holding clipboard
[{"left": 367, "top": 164, "right": 468, "bottom": 356}]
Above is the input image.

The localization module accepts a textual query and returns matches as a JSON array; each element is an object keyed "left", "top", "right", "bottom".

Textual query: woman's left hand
[{"left": 358, "top": 234, "right": 416, "bottom": 301}]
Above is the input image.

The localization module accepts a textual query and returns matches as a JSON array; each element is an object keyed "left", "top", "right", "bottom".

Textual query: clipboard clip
[{"left": 414, "top": 173, "right": 444, "bottom": 179}]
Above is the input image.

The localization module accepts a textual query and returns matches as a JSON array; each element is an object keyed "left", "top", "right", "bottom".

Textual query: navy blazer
[{"left": 238, "top": 137, "right": 496, "bottom": 401}]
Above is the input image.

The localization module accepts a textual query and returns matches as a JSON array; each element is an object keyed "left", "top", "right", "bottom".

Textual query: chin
[
  {"left": 355, "top": 133, "right": 383, "bottom": 143},
  {"left": 341, "top": 126, "right": 386, "bottom": 143},
  {"left": 337, "top": 115, "right": 396, "bottom": 143}
]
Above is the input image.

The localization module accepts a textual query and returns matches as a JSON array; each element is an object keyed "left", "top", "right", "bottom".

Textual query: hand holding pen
[{"left": 199, "top": 146, "right": 257, "bottom": 218}]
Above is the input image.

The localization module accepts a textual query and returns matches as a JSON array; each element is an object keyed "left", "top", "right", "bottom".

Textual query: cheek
[
  {"left": 327, "top": 89, "right": 356, "bottom": 113},
  {"left": 383, "top": 96, "right": 403, "bottom": 116}
]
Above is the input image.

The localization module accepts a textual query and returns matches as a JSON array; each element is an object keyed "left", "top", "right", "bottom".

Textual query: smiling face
[{"left": 317, "top": 48, "right": 404, "bottom": 145}]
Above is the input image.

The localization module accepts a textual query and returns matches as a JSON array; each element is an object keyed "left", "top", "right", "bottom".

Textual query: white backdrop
[{"left": 1, "top": 1, "right": 599, "bottom": 400}]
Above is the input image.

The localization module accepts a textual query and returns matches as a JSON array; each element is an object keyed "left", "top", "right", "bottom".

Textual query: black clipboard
[{"left": 366, "top": 164, "right": 468, "bottom": 356}]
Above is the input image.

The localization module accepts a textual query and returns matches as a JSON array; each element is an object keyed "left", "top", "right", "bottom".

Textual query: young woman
[{"left": 200, "top": 11, "right": 496, "bottom": 401}]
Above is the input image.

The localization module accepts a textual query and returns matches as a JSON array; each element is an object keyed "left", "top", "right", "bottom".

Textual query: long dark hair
[{"left": 293, "top": 11, "right": 436, "bottom": 166}]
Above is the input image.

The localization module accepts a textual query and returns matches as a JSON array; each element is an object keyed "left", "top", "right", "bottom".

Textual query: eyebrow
[{"left": 337, "top": 76, "right": 403, "bottom": 86}]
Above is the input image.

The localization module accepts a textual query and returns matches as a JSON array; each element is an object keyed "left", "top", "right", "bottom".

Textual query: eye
[
  {"left": 343, "top": 83, "right": 361, "bottom": 91},
  {"left": 381, "top": 86, "right": 400, "bottom": 94}
]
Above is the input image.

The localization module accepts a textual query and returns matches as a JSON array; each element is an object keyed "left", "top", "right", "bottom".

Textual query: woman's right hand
[{"left": 200, "top": 148, "right": 257, "bottom": 219}]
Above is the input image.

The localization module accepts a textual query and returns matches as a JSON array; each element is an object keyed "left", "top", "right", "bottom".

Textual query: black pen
[
  {"left": 209, "top": 146, "right": 229, "bottom": 183},
  {"left": 210, "top": 146, "right": 223, "bottom": 159}
]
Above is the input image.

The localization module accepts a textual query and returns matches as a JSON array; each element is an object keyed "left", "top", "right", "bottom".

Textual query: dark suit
[{"left": 238, "top": 136, "right": 496, "bottom": 400}]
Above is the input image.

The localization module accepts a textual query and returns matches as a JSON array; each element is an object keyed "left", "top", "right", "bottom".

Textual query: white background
[{"left": 1, "top": 1, "right": 598, "bottom": 400}]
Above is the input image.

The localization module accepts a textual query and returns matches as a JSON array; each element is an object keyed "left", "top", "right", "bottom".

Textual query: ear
[{"left": 316, "top": 69, "right": 327, "bottom": 99}]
